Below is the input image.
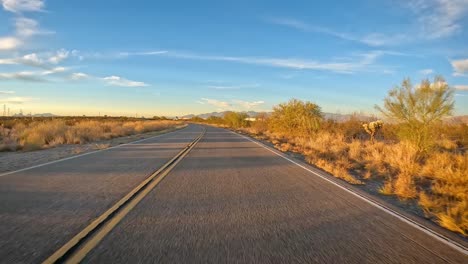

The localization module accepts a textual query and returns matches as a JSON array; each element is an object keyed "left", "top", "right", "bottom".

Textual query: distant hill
[
  {"left": 182, "top": 111, "right": 376, "bottom": 122},
  {"left": 181, "top": 111, "right": 468, "bottom": 124},
  {"left": 446, "top": 115, "right": 468, "bottom": 124},
  {"left": 182, "top": 111, "right": 264, "bottom": 119},
  {"left": 11, "top": 113, "right": 58, "bottom": 117}
]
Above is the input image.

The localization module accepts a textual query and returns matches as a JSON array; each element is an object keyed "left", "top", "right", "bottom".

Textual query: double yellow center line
[{"left": 43, "top": 128, "right": 206, "bottom": 264}]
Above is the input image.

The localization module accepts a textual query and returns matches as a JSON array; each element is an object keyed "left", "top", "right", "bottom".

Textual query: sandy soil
[{"left": 0, "top": 125, "right": 187, "bottom": 174}]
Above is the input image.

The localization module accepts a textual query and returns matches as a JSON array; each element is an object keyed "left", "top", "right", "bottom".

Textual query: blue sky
[{"left": 0, "top": 0, "right": 467, "bottom": 117}]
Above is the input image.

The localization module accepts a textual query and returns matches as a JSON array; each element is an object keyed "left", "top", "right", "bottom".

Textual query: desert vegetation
[
  {"left": 192, "top": 77, "right": 468, "bottom": 236},
  {"left": 0, "top": 117, "right": 181, "bottom": 151}
]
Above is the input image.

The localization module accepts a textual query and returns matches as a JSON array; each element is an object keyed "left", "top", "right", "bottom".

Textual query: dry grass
[
  {"left": 0, "top": 119, "right": 180, "bottom": 152},
  {"left": 240, "top": 122, "right": 468, "bottom": 236}
]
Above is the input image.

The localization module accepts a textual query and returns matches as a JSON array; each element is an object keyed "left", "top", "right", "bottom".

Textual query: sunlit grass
[{"left": 0, "top": 118, "right": 180, "bottom": 151}]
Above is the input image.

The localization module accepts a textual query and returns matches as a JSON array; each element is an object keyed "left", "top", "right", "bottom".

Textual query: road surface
[{"left": 0, "top": 124, "right": 466, "bottom": 263}]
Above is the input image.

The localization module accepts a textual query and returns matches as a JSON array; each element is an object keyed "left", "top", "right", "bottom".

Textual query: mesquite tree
[
  {"left": 269, "top": 99, "right": 322, "bottom": 137},
  {"left": 376, "top": 76, "right": 454, "bottom": 152}
]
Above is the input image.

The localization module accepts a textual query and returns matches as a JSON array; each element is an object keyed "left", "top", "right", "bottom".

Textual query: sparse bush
[{"left": 219, "top": 89, "right": 466, "bottom": 235}]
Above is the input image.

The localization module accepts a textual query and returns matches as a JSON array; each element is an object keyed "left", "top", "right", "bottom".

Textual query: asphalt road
[
  {"left": 0, "top": 124, "right": 203, "bottom": 263},
  {"left": 84, "top": 126, "right": 466, "bottom": 264},
  {"left": 0, "top": 125, "right": 466, "bottom": 263}
]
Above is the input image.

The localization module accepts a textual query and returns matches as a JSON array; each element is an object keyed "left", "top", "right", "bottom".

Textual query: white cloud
[
  {"left": 119, "top": 50, "right": 168, "bottom": 57},
  {"left": 419, "top": 69, "right": 434, "bottom": 75},
  {"left": 0, "top": 90, "right": 15, "bottom": 94},
  {"left": 102, "top": 76, "right": 148, "bottom": 87},
  {"left": 15, "top": 17, "right": 53, "bottom": 37},
  {"left": 0, "top": 50, "right": 70, "bottom": 68},
  {"left": 1, "top": 0, "right": 44, "bottom": 13},
  {"left": 408, "top": 0, "right": 468, "bottom": 39},
  {"left": 267, "top": 17, "right": 408, "bottom": 46},
  {"left": 268, "top": 1, "right": 468, "bottom": 47},
  {"left": 0, "top": 1, "right": 49, "bottom": 51},
  {"left": 41, "top": 67, "right": 67, "bottom": 75},
  {"left": 0, "top": 37, "right": 22, "bottom": 50},
  {"left": 198, "top": 98, "right": 265, "bottom": 110},
  {"left": 360, "top": 33, "right": 409, "bottom": 46},
  {"left": 48, "top": 49, "right": 70, "bottom": 64},
  {"left": 162, "top": 50, "right": 388, "bottom": 74},
  {"left": 233, "top": 100, "right": 265, "bottom": 109},
  {"left": 207, "top": 83, "right": 260, "bottom": 90},
  {"left": 199, "top": 98, "right": 231, "bottom": 109},
  {"left": 18, "top": 53, "right": 43, "bottom": 66},
  {"left": 454, "top": 85, "right": 468, "bottom": 91},
  {"left": 0, "top": 96, "right": 34, "bottom": 104},
  {"left": 0, "top": 71, "right": 46, "bottom": 82},
  {"left": 450, "top": 58, "right": 468, "bottom": 76},
  {"left": 70, "top": 72, "right": 89, "bottom": 80}
]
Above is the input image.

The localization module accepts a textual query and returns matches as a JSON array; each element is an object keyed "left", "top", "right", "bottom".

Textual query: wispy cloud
[
  {"left": 102, "top": 76, "right": 148, "bottom": 87},
  {"left": 0, "top": 96, "right": 35, "bottom": 104},
  {"left": 419, "top": 69, "right": 434, "bottom": 75},
  {"left": 454, "top": 85, "right": 468, "bottom": 91},
  {"left": 198, "top": 98, "right": 266, "bottom": 110},
  {"left": 406, "top": 0, "right": 468, "bottom": 39},
  {"left": 0, "top": 0, "right": 49, "bottom": 50},
  {"left": 207, "top": 83, "right": 260, "bottom": 90},
  {"left": 1, "top": 0, "right": 44, "bottom": 13},
  {"left": 268, "top": 1, "right": 468, "bottom": 46},
  {"left": 450, "top": 58, "right": 468, "bottom": 76},
  {"left": 118, "top": 50, "right": 168, "bottom": 57},
  {"left": 0, "top": 90, "right": 15, "bottom": 94},
  {"left": 199, "top": 98, "right": 231, "bottom": 109},
  {"left": 70, "top": 72, "right": 89, "bottom": 80},
  {"left": 233, "top": 100, "right": 265, "bottom": 109},
  {"left": 154, "top": 50, "right": 391, "bottom": 74},
  {"left": 266, "top": 17, "right": 408, "bottom": 46},
  {"left": 0, "top": 37, "right": 22, "bottom": 50},
  {"left": 15, "top": 17, "right": 53, "bottom": 37},
  {"left": 0, "top": 50, "right": 70, "bottom": 68},
  {"left": 48, "top": 49, "right": 69, "bottom": 64},
  {"left": 0, "top": 71, "right": 47, "bottom": 82},
  {"left": 41, "top": 67, "right": 67, "bottom": 75}
]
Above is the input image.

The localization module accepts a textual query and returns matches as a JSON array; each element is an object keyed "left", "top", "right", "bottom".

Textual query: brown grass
[
  {"left": 239, "top": 121, "right": 468, "bottom": 236},
  {"left": 0, "top": 119, "right": 180, "bottom": 152}
]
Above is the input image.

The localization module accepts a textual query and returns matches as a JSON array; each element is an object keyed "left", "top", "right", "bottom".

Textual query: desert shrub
[
  {"left": 418, "top": 152, "right": 468, "bottom": 234},
  {"left": 269, "top": 99, "right": 322, "bottom": 137},
  {"left": 223, "top": 111, "right": 249, "bottom": 128},
  {"left": 20, "top": 120, "right": 68, "bottom": 150},
  {"left": 249, "top": 112, "right": 269, "bottom": 134}
]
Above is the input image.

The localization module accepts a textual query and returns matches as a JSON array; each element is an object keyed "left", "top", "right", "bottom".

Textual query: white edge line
[
  {"left": 231, "top": 130, "right": 468, "bottom": 255},
  {"left": 0, "top": 125, "right": 190, "bottom": 178}
]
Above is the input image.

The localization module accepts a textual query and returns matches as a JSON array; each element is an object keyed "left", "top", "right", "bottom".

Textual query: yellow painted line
[{"left": 43, "top": 127, "right": 206, "bottom": 264}]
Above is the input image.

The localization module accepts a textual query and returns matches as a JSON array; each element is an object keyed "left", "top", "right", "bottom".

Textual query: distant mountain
[
  {"left": 182, "top": 111, "right": 373, "bottom": 122},
  {"left": 323, "top": 113, "right": 375, "bottom": 122},
  {"left": 182, "top": 111, "right": 265, "bottom": 119},
  {"left": 446, "top": 115, "right": 468, "bottom": 124},
  {"left": 33, "top": 113, "right": 58, "bottom": 117},
  {"left": 12, "top": 113, "right": 58, "bottom": 117}
]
